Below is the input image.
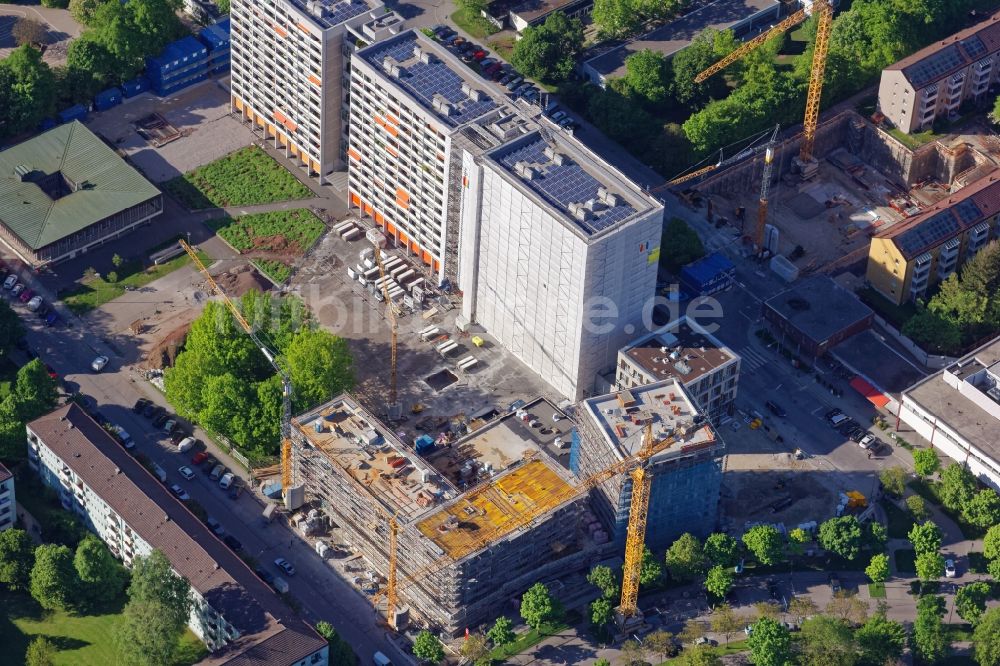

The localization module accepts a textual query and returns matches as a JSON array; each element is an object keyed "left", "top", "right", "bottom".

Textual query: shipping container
[
  {"left": 390, "top": 264, "right": 409, "bottom": 279},
  {"left": 362, "top": 268, "right": 380, "bottom": 280},
  {"left": 93, "top": 87, "right": 123, "bottom": 112},
  {"left": 395, "top": 269, "right": 415, "bottom": 284},
  {"left": 335, "top": 221, "right": 355, "bottom": 233},
  {"left": 121, "top": 76, "right": 150, "bottom": 98},
  {"left": 342, "top": 228, "right": 361, "bottom": 241},
  {"left": 58, "top": 104, "right": 88, "bottom": 124},
  {"left": 146, "top": 36, "right": 208, "bottom": 80},
  {"left": 198, "top": 18, "right": 231, "bottom": 52},
  {"left": 382, "top": 256, "right": 402, "bottom": 271},
  {"left": 406, "top": 277, "right": 424, "bottom": 292}
]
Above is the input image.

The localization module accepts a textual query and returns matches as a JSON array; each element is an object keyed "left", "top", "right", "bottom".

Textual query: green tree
[
  {"left": 586, "top": 564, "right": 619, "bottom": 599},
  {"left": 660, "top": 217, "right": 705, "bottom": 274},
  {"left": 12, "top": 19, "right": 48, "bottom": 48},
  {"left": 902, "top": 310, "right": 963, "bottom": 355},
  {"left": 855, "top": 610, "right": 906, "bottom": 666},
  {"left": 865, "top": 553, "right": 890, "bottom": 584},
  {"left": 913, "top": 594, "right": 948, "bottom": 664},
  {"left": 646, "top": 630, "right": 678, "bottom": 660},
  {"left": 594, "top": 660, "right": 612, "bottom": 666},
  {"left": 0, "top": 528, "right": 35, "bottom": 591},
  {"left": 520, "top": 582, "right": 554, "bottom": 630},
  {"left": 25, "top": 636, "right": 57, "bottom": 666},
  {"left": 992, "top": 95, "right": 1000, "bottom": 126},
  {"left": 460, "top": 634, "right": 488, "bottom": 665},
  {"left": 704, "top": 565, "right": 734, "bottom": 598},
  {"left": 974, "top": 606, "right": 1000, "bottom": 666},
  {"left": 412, "top": 630, "right": 444, "bottom": 664},
  {"left": 115, "top": 599, "right": 185, "bottom": 666},
  {"left": 788, "top": 527, "right": 811, "bottom": 553},
  {"left": 985, "top": 524, "right": 1000, "bottom": 560},
  {"left": 863, "top": 522, "right": 887, "bottom": 552},
  {"left": 511, "top": 12, "right": 583, "bottom": 83},
  {"left": 74, "top": 534, "right": 128, "bottom": 605},
  {"left": 620, "top": 639, "right": 648, "bottom": 666},
  {"left": 314, "top": 622, "right": 355, "bottom": 666},
  {"left": 798, "top": 616, "right": 857, "bottom": 666},
  {"left": 621, "top": 49, "right": 670, "bottom": 106},
  {"left": 126, "top": 550, "right": 191, "bottom": 632},
  {"left": 746, "top": 617, "right": 791, "bottom": 666},
  {"left": 915, "top": 552, "right": 945, "bottom": 582},
  {"left": 742, "top": 525, "right": 784, "bottom": 565},
  {"left": 962, "top": 489, "right": 1000, "bottom": 529},
  {"left": 30, "top": 544, "right": 78, "bottom": 611},
  {"left": 15, "top": 358, "right": 60, "bottom": 421},
  {"left": 676, "top": 646, "right": 723, "bottom": 666},
  {"left": 955, "top": 582, "right": 991, "bottom": 626},
  {"left": 907, "top": 494, "right": 930, "bottom": 521},
  {"left": 879, "top": 466, "right": 907, "bottom": 497},
  {"left": 912, "top": 448, "right": 940, "bottom": 477},
  {"left": 939, "top": 463, "right": 977, "bottom": 512},
  {"left": 0, "top": 299, "right": 25, "bottom": 356},
  {"left": 590, "top": 596, "right": 613, "bottom": 628},
  {"left": 670, "top": 28, "right": 738, "bottom": 107},
  {"left": 591, "top": 0, "right": 640, "bottom": 38},
  {"left": 665, "top": 533, "right": 705, "bottom": 580},
  {"left": 908, "top": 521, "right": 942, "bottom": 555},
  {"left": 70, "top": 0, "right": 109, "bottom": 25},
  {"left": 487, "top": 616, "right": 515, "bottom": 647},
  {"left": 216, "top": 0, "right": 230, "bottom": 11},
  {"left": 710, "top": 603, "right": 742, "bottom": 644},
  {"left": 640, "top": 546, "right": 662, "bottom": 585},
  {"left": 0, "top": 46, "right": 57, "bottom": 136},
  {"left": 704, "top": 532, "right": 739, "bottom": 567},
  {"left": 819, "top": 516, "right": 863, "bottom": 561},
  {"left": 284, "top": 327, "right": 354, "bottom": 411}
]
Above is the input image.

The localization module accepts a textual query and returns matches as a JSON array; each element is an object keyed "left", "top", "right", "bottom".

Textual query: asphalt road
[{"left": 3, "top": 259, "right": 412, "bottom": 666}]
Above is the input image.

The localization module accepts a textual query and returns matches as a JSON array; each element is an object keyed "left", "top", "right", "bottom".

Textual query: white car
[
  {"left": 944, "top": 559, "right": 957, "bottom": 578},
  {"left": 27, "top": 296, "right": 43, "bottom": 311},
  {"left": 177, "top": 436, "right": 196, "bottom": 453},
  {"left": 858, "top": 434, "right": 875, "bottom": 450},
  {"left": 91, "top": 355, "right": 109, "bottom": 372},
  {"left": 177, "top": 466, "right": 195, "bottom": 480},
  {"left": 219, "top": 472, "right": 235, "bottom": 490},
  {"left": 170, "top": 484, "right": 190, "bottom": 501},
  {"left": 3, "top": 275, "right": 17, "bottom": 290}
]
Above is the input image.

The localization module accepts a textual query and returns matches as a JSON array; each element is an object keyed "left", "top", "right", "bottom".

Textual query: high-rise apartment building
[
  {"left": 230, "top": 0, "right": 385, "bottom": 183},
  {"left": 0, "top": 462, "right": 14, "bottom": 533}
]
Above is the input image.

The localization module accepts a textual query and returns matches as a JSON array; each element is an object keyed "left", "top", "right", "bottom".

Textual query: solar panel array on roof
[
  {"left": 895, "top": 210, "right": 961, "bottom": 257},
  {"left": 960, "top": 35, "right": 988, "bottom": 59},
  {"left": 953, "top": 198, "right": 983, "bottom": 225},
  {"left": 904, "top": 44, "right": 967, "bottom": 87},
  {"left": 287, "top": 0, "right": 369, "bottom": 28},
  {"left": 363, "top": 35, "right": 496, "bottom": 127},
  {"left": 496, "top": 138, "right": 637, "bottom": 233}
]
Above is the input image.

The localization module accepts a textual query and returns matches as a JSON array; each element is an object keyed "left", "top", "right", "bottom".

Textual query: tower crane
[
  {"left": 754, "top": 125, "right": 781, "bottom": 255},
  {"left": 179, "top": 240, "right": 295, "bottom": 492},
  {"left": 372, "top": 243, "right": 401, "bottom": 420},
  {"left": 368, "top": 422, "right": 675, "bottom": 627},
  {"left": 694, "top": 0, "right": 834, "bottom": 172}
]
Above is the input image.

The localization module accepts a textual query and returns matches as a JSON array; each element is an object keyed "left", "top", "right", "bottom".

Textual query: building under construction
[{"left": 290, "top": 394, "right": 602, "bottom": 635}]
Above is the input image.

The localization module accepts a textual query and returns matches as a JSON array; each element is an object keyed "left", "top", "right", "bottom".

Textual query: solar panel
[
  {"left": 952, "top": 198, "right": 983, "bottom": 226},
  {"left": 905, "top": 45, "right": 967, "bottom": 87},
  {"left": 896, "top": 210, "right": 961, "bottom": 256},
  {"left": 960, "top": 35, "right": 988, "bottom": 59},
  {"left": 288, "top": 0, "right": 369, "bottom": 28}
]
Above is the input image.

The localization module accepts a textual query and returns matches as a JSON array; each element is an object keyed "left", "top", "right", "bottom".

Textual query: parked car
[
  {"left": 850, "top": 428, "right": 868, "bottom": 444},
  {"left": 191, "top": 451, "right": 208, "bottom": 465},
  {"left": 206, "top": 517, "right": 226, "bottom": 537},
  {"left": 824, "top": 407, "right": 843, "bottom": 421},
  {"left": 144, "top": 403, "right": 161, "bottom": 419},
  {"left": 274, "top": 557, "right": 296, "bottom": 576},
  {"left": 19, "top": 288, "right": 33, "bottom": 303},
  {"left": 765, "top": 401, "right": 787, "bottom": 417},
  {"left": 162, "top": 418, "right": 178, "bottom": 434},
  {"left": 91, "top": 355, "right": 109, "bottom": 372},
  {"left": 152, "top": 413, "right": 170, "bottom": 428},
  {"left": 858, "top": 433, "right": 876, "bottom": 450},
  {"left": 229, "top": 480, "right": 244, "bottom": 500},
  {"left": 837, "top": 419, "right": 858, "bottom": 436},
  {"left": 169, "top": 484, "right": 190, "bottom": 501},
  {"left": 11, "top": 283, "right": 24, "bottom": 297},
  {"left": 3, "top": 275, "right": 17, "bottom": 290},
  {"left": 219, "top": 472, "right": 235, "bottom": 490},
  {"left": 223, "top": 535, "right": 242, "bottom": 552},
  {"left": 472, "top": 50, "right": 487, "bottom": 61},
  {"left": 944, "top": 559, "right": 957, "bottom": 577},
  {"left": 178, "top": 466, "right": 195, "bottom": 480},
  {"left": 254, "top": 566, "right": 275, "bottom": 585},
  {"left": 734, "top": 558, "right": 744, "bottom": 574},
  {"left": 203, "top": 457, "right": 219, "bottom": 473},
  {"left": 133, "top": 398, "right": 150, "bottom": 414},
  {"left": 504, "top": 76, "right": 523, "bottom": 91},
  {"left": 44, "top": 311, "right": 60, "bottom": 327},
  {"left": 551, "top": 110, "right": 567, "bottom": 122},
  {"left": 177, "top": 436, "right": 197, "bottom": 453},
  {"left": 210, "top": 464, "right": 225, "bottom": 481}
]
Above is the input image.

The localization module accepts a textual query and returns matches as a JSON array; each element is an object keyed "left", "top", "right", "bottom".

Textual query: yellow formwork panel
[{"left": 416, "top": 459, "right": 574, "bottom": 560}]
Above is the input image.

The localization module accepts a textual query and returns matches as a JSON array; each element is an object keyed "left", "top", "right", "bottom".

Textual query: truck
[{"left": 272, "top": 576, "right": 289, "bottom": 594}]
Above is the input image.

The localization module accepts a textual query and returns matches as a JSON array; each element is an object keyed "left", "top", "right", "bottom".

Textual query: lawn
[
  {"left": 487, "top": 616, "right": 575, "bottom": 663},
  {"left": 252, "top": 258, "right": 293, "bottom": 284},
  {"left": 887, "top": 126, "right": 938, "bottom": 150},
  {"left": 895, "top": 549, "right": 917, "bottom": 574},
  {"left": 1, "top": 590, "right": 206, "bottom": 666},
  {"left": 62, "top": 243, "right": 212, "bottom": 314},
  {"left": 451, "top": 5, "right": 498, "bottom": 39},
  {"left": 206, "top": 209, "right": 325, "bottom": 255},
  {"left": 164, "top": 146, "right": 312, "bottom": 209},
  {"left": 881, "top": 499, "right": 915, "bottom": 539}
]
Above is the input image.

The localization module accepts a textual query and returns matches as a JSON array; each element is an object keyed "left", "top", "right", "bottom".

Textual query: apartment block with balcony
[
  {"left": 0, "top": 462, "right": 14, "bottom": 532},
  {"left": 866, "top": 172, "right": 1000, "bottom": 305},
  {"left": 26, "top": 404, "right": 329, "bottom": 666},
  {"left": 612, "top": 316, "right": 741, "bottom": 421},
  {"left": 878, "top": 11, "right": 1000, "bottom": 134},
  {"left": 229, "top": 0, "right": 384, "bottom": 184}
]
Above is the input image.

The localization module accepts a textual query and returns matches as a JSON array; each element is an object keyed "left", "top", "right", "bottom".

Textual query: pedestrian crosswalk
[{"left": 737, "top": 346, "right": 771, "bottom": 372}]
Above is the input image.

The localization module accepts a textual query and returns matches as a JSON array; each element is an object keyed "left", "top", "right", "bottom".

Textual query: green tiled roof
[{"left": 0, "top": 122, "right": 160, "bottom": 250}]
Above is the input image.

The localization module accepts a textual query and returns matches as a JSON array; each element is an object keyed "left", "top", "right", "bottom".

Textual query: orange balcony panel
[
  {"left": 272, "top": 23, "right": 288, "bottom": 38},
  {"left": 386, "top": 145, "right": 398, "bottom": 157},
  {"left": 386, "top": 222, "right": 397, "bottom": 236},
  {"left": 373, "top": 115, "right": 386, "bottom": 128},
  {"left": 374, "top": 212, "right": 385, "bottom": 225},
  {"left": 234, "top": 97, "right": 244, "bottom": 111},
  {"left": 395, "top": 187, "right": 410, "bottom": 203},
  {"left": 382, "top": 123, "right": 398, "bottom": 137},
  {"left": 433, "top": 259, "right": 440, "bottom": 272},
  {"left": 350, "top": 192, "right": 361, "bottom": 206},
  {"left": 310, "top": 159, "right": 320, "bottom": 173},
  {"left": 411, "top": 241, "right": 420, "bottom": 253},
  {"left": 308, "top": 74, "right": 322, "bottom": 87},
  {"left": 398, "top": 231, "right": 408, "bottom": 245},
  {"left": 289, "top": 143, "right": 298, "bottom": 156},
  {"left": 421, "top": 250, "right": 433, "bottom": 265},
  {"left": 437, "top": 153, "right": 445, "bottom": 161},
  {"left": 385, "top": 113, "right": 400, "bottom": 125},
  {"left": 297, "top": 22, "right": 311, "bottom": 34},
  {"left": 363, "top": 203, "right": 373, "bottom": 216},
  {"left": 348, "top": 148, "right": 361, "bottom": 162}
]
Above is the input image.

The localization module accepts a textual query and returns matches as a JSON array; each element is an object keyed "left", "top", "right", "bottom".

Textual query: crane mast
[{"left": 373, "top": 244, "right": 401, "bottom": 419}]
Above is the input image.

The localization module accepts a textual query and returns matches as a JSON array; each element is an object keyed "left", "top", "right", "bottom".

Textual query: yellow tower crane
[
  {"left": 179, "top": 240, "right": 295, "bottom": 492},
  {"left": 694, "top": 0, "right": 834, "bottom": 170}
]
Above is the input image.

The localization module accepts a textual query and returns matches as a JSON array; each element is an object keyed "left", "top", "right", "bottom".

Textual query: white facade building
[
  {"left": 898, "top": 336, "right": 1000, "bottom": 490},
  {"left": 0, "top": 462, "right": 14, "bottom": 532},
  {"left": 27, "top": 404, "right": 328, "bottom": 666},
  {"left": 458, "top": 132, "right": 663, "bottom": 400}
]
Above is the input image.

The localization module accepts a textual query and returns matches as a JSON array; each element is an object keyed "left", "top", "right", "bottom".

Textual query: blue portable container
[
  {"left": 679, "top": 252, "right": 736, "bottom": 297},
  {"left": 121, "top": 76, "right": 150, "bottom": 98},
  {"left": 57, "top": 104, "right": 88, "bottom": 124},
  {"left": 37, "top": 118, "right": 57, "bottom": 131},
  {"left": 93, "top": 87, "right": 123, "bottom": 112},
  {"left": 145, "top": 36, "right": 208, "bottom": 82}
]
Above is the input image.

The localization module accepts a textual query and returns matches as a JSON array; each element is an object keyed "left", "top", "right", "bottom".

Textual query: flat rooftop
[
  {"left": 287, "top": 0, "right": 371, "bottom": 29},
  {"left": 582, "top": 380, "right": 718, "bottom": 459},
  {"left": 422, "top": 398, "right": 570, "bottom": 488},
  {"left": 583, "top": 0, "right": 779, "bottom": 80},
  {"left": 764, "top": 276, "right": 873, "bottom": 344},
  {"left": 488, "top": 131, "right": 647, "bottom": 235},
  {"left": 415, "top": 457, "right": 576, "bottom": 560},
  {"left": 509, "top": 0, "right": 588, "bottom": 23},
  {"left": 905, "top": 336, "right": 1000, "bottom": 461},
  {"left": 293, "top": 396, "right": 446, "bottom": 523},
  {"left": 359, "top": 31, "right": 497, "bottom": 128},
  {"left": 623, "top": 318, "right": 738, "bottom": 384}
]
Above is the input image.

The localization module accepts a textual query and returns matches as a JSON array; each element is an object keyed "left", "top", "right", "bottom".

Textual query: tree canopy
[
  {"left": 412, "top": 631, "right": 445, "bottom": 664},
  {"left": 621, "top": 49, "right": 671, "bottom": 107},
  {"left": 704, "top": 532, "right": 739, "bottom": 567},
  {"left": 912, "top": 448, "right": 941, "bottom": 477},
  {"left": 742, "top": 525, "right": 783, "bottom": 565},
  {"left": 797, "top": 616, "right": 856, "bottom": 666},
  {"left": 487, "top": 616, "right": 515, "bottom": 647},
  {"left": 520, "top": 582, "right": 555, "bottom": 630},
  {"left": 704, "top": 564, "right": 734, "bottom": 598},
  {"left": 856, "top": 610, "right": 905, "bottom": 666},
  {"left": 746, "top": 618, "right": 791, "bottom": 666},
  {"left": 587, "top": 564, "right": 620, "bottom": 599},
  {"left": 665, "top": 532, "right": 705, "bottom": 580},
  {"left": 974, "top": 607, "right": 1000, "bottom": 666},
  {"left": 915, "top": 552, "right": 945, "bottom": 582},
  {"left": 955, "top": 582, "right": 991, "bottom": 626},
  {"left": 511, "top": 12, "right": 583, "bottom": 84},
  {"left": 660, "top": 217, "right": 705, "bottom": 274},
  {"left": 819, "top": 516, "right": 863, "bottom": 561},
  {"left": 30, "top": 544, "right": 78, "bottom": 611},
  {"left": 0, "top": 528, "right": 35, "bottom": 591},
  {"left": 864, "top": 553, "right": 889, "bottom": 584},
  {"left": 116, "top": 550, "right": 192, "bottom": 666},
  {"left": 74, "top": 534, "right": 128, "bottom": 606},
  {"left": 0, "top": 46, "right": 57, "bottom": 139},
  {"left": 908, "top": 520, "right": 942, "bottom": 555},
  {"left": 914, "top": 594, "right": 949, "bottom": 663}
]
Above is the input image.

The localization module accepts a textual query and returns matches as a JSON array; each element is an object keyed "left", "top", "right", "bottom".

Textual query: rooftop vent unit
[
  {"left": 674, "top": 360, "right": 692, "bottom": 374},
  {"left": 307, "top": 0, "right": 324, "bottom": 16},
  {"left": 568, "top": 202, "right": 592, "bottom": 221},
  {"left": 514, "top": 161, "right": 535, "bottom": 180},
  {"left": 431, "top": 94, "right": 453, "bottom": 116},
  {"left": 598, "top": 186, "right": 619, "bottom": 207},
  {"left": 415, "top": 47, "right": 435, "bottom": 65},
  {"left": 461, "top": 82, "right": 482, "bottom": 101}
]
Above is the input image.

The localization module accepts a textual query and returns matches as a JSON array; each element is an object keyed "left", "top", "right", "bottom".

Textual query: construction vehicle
[
  {"left": 373, "top": 244, "right": 402, "bottom": 421},
  {"left": 695, "top": 0, "right": 834, "bottom": 179},
  {"left": 178, "top": 240, "right": 296, "bottom": 497},
  {"left": 368, "top": 423, "right": 672, "bottom": 628}
]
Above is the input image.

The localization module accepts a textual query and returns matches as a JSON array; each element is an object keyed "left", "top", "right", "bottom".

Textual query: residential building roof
[
  {"left": 763, "top": 275, "right": 873, "bottom": 343},
  {"left": 28, "top": 404, "right": 327, "bottom": 666},
  {"left": 622, "top": 317, "right": 739, "bottom": 385},
  {"left": 0, "top": 461, "right": 11, "bottom": 483},
  {"left": 876, "top": 171, "right": 1000, "bottom": 259},
  {"left": 0, "top": 122, "right": 161, "bottom": 250},
  {"left": 583, "top": 0, "right": 779, "bottom": 80},
  {"left": 886, "top": 10, "right": 1000, "bottom": 89},
  {"left": 287, "top": 0, "right": 372, "bottom": 30}
]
